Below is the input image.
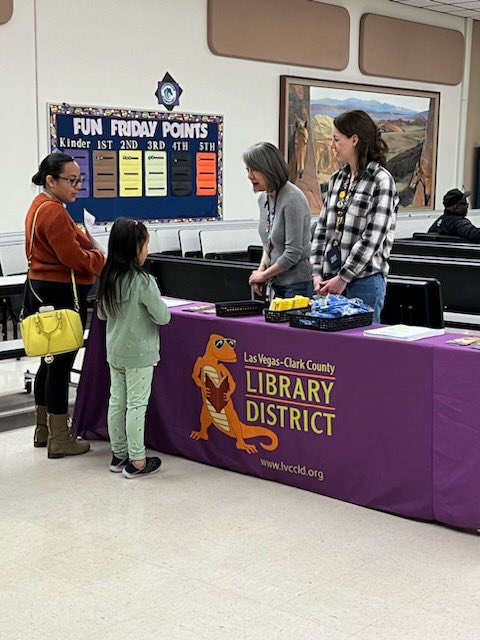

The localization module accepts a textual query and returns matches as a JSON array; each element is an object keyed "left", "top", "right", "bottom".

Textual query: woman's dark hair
[
  {"left": 97, "top": 218, "right": 149, "bottom": 317},
  {"left": 333, "top": 110, "right": 388, "bottom": 173},
  {"left": 32, "top": 152, "right": 76, "bottom": 187},
  {"left": 242, "top": 142, "right": 289, "bottom": 192}
]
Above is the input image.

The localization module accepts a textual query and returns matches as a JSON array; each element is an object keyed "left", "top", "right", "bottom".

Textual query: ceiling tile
[{"left": 388, "top": 0, "right": 480, "bottom": 18}]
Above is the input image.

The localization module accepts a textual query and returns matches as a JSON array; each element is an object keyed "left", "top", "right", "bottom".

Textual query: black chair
[
  {"left": 382, "top": 275, "right": 444, "bottom": 328},
  {"left": 392, "top": 239, "right": 480, "bottom": 259},
  {"left": 389, "top": 254, "right": 480, "bottom": 314},
  {"left": 204, "top": 250, "right": 251, "bottom": 262},
  {"left": 86, "top": 279, "right": 99, "bottom": 309},
  {"left": 247, "top": 245, "right": 263, "bottom": 264},
  {"left": 0, "top": 264, "right": 23, "bottom": 340},
  {"left": 412, "top": 232, "right": 472, "bottom": 243},
  {"left": 146, "top": 254, "right": 255, "bottom": 302}
]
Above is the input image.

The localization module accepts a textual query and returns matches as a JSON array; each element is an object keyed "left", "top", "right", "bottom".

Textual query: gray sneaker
[{"left": 122, "top": 456, "right": 162, "bottom": 479}]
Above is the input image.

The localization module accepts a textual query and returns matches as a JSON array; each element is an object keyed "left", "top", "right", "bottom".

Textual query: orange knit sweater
[{"left": 25, "top": 193, "right": 105, "bottom": 285}]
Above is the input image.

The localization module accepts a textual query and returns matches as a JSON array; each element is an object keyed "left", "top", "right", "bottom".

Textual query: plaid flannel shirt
[{"left": 310, "top": 161, "right": 398, "bottom": 282}]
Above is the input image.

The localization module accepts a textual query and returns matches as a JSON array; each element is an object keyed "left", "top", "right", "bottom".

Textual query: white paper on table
[
  {"left": 363, "top": 324, "right": 445, "bottom": 341},
  {"left": 83, "top": 209, "right": 107, "bottom": 254},
  {"left": 163, "top": 297, "right": 192, "bottom": 308}
]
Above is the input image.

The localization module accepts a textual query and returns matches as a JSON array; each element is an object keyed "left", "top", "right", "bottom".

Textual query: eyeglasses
[
  {"left": 57, "top": 175, "right": 84, "bottom": 187},
  {"left": 214, "top": 338, "right": 236, "bottom": 349}
]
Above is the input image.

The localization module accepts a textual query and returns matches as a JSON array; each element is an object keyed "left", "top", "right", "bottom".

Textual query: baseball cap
[{"left": 443, "top": 188, "right": 471, "bottom": 208}]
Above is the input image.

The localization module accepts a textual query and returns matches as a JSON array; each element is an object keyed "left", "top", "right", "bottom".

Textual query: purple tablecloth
[
  {"left": 73, "top": 307, "right": 480, "bottom": 529},
  {"left": 432, "top": 347, "right": 480, "bottom": 528}
]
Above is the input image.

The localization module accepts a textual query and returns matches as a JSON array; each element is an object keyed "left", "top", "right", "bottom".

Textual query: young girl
[{"left": 96, "top": 218, "right": 171, "bottom": 478}]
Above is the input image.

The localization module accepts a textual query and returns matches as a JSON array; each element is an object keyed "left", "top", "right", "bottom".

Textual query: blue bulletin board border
[{"left": 48, "top": 102, "right": 223, "bottom": 224}]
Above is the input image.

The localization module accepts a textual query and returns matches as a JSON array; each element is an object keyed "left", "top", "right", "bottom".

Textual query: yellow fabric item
[{"left": 20, "top": 308, "right": 83, "bottom": 358}]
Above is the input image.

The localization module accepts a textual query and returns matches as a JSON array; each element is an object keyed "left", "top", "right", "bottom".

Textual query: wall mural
[{"left": 280, "top": 76, "right": 439, "bottom": 213}]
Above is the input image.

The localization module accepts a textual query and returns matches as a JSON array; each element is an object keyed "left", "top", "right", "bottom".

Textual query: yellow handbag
[
  {"left": 20, "top": 305, "right": 83, "bottom": 362},
  {"left": 20, "top": 203, "right": 84, "bottom": 363}
]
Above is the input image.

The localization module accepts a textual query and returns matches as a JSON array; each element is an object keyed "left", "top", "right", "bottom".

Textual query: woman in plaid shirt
[{"left": 310, "top": 110, "right": 399, "bottom": 322}]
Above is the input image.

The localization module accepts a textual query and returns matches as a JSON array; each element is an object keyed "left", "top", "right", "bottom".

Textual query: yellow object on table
[
  {"left": 279, "top": 298, "right": 294, "bottom": 310},
  {"left": 269, "top": 296, "right": 310, "bottom": 311},
  {"left": 292, "top": 295, "right": 310, "bottom": 309},
  {"left": 269, "top": 298, "right": 282, "bottom": 311}
]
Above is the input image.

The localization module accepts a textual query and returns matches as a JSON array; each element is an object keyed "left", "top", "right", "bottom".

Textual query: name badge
[{"left": 326, "top": 245, "right": 341, "bottom": 271}]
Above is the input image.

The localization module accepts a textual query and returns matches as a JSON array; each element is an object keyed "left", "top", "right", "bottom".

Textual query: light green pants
[{"left": 107, "top": 364, "right": 154, "bottom": 460}]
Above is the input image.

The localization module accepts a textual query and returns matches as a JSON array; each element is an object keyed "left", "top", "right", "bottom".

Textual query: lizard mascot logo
[{"left": 191, "top": 334, "right": 278, "bottom": 454}]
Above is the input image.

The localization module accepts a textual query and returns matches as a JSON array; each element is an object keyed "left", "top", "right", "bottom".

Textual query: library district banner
[
  {"left": 49, "top": 103, "right": 223, "bottom": 223},
  {"left": 77, "top": 310, "right": 474, "bottom": 525}
]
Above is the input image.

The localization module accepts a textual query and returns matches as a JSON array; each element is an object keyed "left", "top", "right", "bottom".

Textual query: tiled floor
[{"left": 0, "top": 359, "right": 479, "bottom": 639}]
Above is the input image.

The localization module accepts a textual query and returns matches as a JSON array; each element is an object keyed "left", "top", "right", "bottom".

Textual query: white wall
[
  {"left": 0, "top": 0, "right": 38, "bottom": 231},
  {"left": 0, "top": 0, "right": 471, "bottom": 233}
]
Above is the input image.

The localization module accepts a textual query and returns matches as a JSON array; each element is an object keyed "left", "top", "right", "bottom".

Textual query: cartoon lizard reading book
[{"left": 191, "top": 333, "right": 278, "bottom": 454}]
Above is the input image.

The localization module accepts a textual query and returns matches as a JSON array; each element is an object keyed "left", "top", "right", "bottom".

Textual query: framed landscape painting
[{"left": 279, "top": 76, "right": 439, "bottom": 213}]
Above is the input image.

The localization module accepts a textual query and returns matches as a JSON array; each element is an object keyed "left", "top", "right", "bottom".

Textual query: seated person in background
[{"left": 428, "top": 188, "right": 480, "bottom": 242}]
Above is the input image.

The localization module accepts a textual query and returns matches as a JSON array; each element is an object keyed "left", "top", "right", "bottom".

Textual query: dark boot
[
  {"left": 34, "top": 405, "right": 48, "bottom": 448},
  {"left": 47, "top": 413, "right": 90, "bottom": 459}
]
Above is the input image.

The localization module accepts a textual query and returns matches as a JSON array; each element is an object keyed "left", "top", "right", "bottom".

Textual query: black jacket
[{"left": 428, "top": 212, "right": 480, "bottom": 242}]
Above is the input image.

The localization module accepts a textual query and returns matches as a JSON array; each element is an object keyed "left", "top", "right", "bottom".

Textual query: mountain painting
[{"left": 280, "top": 77, "right": 439, "bottom": 213}]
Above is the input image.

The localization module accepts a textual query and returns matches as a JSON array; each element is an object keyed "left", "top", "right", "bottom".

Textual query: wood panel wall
[
  {"left": 208, "top": 0, "right": 349, "bottom": 71},
  {"left": 0, "top": 0, "right": 13, "bottom": 25},
  {"left": 359, "top": 14, "right": 464, "bottom": 86}
]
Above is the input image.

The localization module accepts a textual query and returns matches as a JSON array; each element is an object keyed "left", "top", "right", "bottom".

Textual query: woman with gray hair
[{"left": 243, "top": 142, "right": 313, "bottom": 299}]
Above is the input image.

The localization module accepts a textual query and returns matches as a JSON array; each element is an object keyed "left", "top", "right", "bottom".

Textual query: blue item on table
[{"left": 308, "top": 294, "right": 373, "bottom": 318}]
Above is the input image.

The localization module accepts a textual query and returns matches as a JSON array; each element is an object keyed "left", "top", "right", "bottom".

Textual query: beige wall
[
  {"left": 463, "top": 20, "right": 480, "bottom": 203},
  {"left": 0, "top": 0, "right": 473, "bottom": 233}
]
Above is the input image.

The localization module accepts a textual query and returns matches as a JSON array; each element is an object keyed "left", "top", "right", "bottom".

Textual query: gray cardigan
[{"left": 257, "top": 181, "right": 312, "bottom": 286}]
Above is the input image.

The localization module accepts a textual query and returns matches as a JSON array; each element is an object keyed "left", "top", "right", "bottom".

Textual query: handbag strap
[
  {"left": 24, "top": 201, "right": 80, "bottom": 313},
  {"left": 27, "top": 202, "right": 49, "bottom": 265}
]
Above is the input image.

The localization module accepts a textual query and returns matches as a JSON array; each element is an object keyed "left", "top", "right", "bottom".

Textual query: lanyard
[
  {"left": 333, "top": 172, "right": 358, "bottom": 245},
  {"left": 263, "top": 192, "right": 279, "bottom": 301},
  {"left": 265, "top": 192, "right": 278, "bottom": 254}
]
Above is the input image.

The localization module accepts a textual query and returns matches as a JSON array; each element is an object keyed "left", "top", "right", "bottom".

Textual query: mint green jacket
[{"left": 97, "top": 272, "right": 171, "bottom": 369}]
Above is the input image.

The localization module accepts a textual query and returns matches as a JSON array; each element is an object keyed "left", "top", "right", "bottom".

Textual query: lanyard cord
[
  {"left": 333, "top": 171, "right": 358, "bottom": 243},
  {"left": 265, "top": 192, "right": 278, "bottom": 256},
  {"left": 266, "top": 193, "right": 278, "bottom": 236}
]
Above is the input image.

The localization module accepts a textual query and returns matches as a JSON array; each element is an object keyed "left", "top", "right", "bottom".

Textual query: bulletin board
[{"left": 48, "top": 103, "right": 223, "bottom": 224}]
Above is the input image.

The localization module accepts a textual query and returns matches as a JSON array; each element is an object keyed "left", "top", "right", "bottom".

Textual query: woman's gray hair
[{"left": 242, "top": 142, "right": 289, "bottom": 192}]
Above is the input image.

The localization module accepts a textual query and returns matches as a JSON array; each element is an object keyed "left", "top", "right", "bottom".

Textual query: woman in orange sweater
[{"left": 25, "top": 152, "right": 105, "bottom": 458}]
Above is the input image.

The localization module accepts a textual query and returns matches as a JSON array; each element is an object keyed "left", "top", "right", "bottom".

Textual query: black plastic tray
[
  {"left": 288, "top": 310, "right": 373, "bottom": 332},
  {"left": 264, "top": 306, "right": 309, "bottom": 323},
  {"left": 215, "top": 300, "right": 266, "bottom": 317}
]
